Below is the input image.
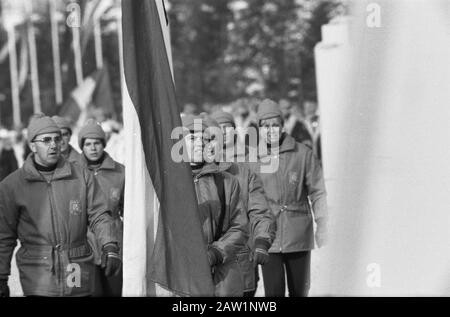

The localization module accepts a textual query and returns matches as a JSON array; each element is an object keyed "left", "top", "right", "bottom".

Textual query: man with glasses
[
  {"left": 0, "top": 114, "right": 120, "bottom": 297},
  {"left": 52, "top": 116, "right": 81, "bottom": 163}
]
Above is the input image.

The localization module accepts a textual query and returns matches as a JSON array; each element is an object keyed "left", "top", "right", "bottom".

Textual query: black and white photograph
[{"left": 0, "top": 0, "right": 449, "bottom": 304}]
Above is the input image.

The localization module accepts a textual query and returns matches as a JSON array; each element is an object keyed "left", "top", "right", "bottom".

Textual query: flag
[
  {"left": 58, "top": 71, "right": 97, "bottom": 125},
  {"left": 315, "top": 0, "right": 450, "bottom": 296},
  {"left": 58, "top": 66, "right": 115, "bottom": 124},
  {"left": 121, "top": 0, "right": 215, "bottom": 296}
]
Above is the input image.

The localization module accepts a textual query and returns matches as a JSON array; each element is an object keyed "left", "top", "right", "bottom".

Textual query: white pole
[
  {"left": 50, "top": 0, "right": 63, "bottom": 105},
  {"left": 117, "top": 13, "right": 124, "bottom": 96},
  {"left": 72, "top": 26, "right": 83, "bottom": 86},
  {"left": 25, "top": 1, "right": 41, "bottom": 113},
  {"left": 4, "top": 19, "right": 21, "bottom": 127},
  {"left": 93, "top": 15, "right": 103, "bottom": 69}
]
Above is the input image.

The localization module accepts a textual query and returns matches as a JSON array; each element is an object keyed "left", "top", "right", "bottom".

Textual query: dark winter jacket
[{"left": 0, "top": 154, "right": 118, "bottom": 296}]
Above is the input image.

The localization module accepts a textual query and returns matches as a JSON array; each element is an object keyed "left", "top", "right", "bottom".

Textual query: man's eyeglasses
[{"left": 33, "top": 136, "right": 62, "bottom": 146}]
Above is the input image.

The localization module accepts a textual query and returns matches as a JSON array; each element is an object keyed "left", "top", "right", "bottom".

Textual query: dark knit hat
[
  {"left": 51, "top": 116, "right": 72, "bottom": 134},
  {"left": 211, "top": 110, "right": 235, "bottom": 126},
  {"left": 78, "top": 119, "right": 106, "bottom": 148},
  {"left": 27, "top": 113, "right": 60, "bottom": 142},
  {"left": 256, "top": 99, "right": 283, "bottom": 123},
  {"left": 181, "top": 115, "right": 208, "bottom": 132}
]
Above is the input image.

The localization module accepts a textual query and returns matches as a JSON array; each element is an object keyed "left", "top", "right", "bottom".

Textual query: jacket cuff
[
  {"left": 102, "top": 242, "right": 119, "bottom": 252},
  {"left": 208, "top": 246, "right": 223, "bottom": 265},
  {"left": 254, "top": 238, "right": 271, "bottom": 251}
]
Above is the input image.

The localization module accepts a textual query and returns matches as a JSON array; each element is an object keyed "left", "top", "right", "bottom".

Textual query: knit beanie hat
[
  {"left": 256, "top": 99, "right": 283, "bottom": 123},
  {"left": 51, "top": 116, "right": 72, "bottom": 134},
  {"left": 78, "top": 119, "right": 106, "bottom": 148},
  {"left": 27, "top": 113, "right": 60, "bottom": 142},
  {"left": 181, "top": 115, "right": 208, "bottom": 132},
  {"left": 211, "top": 110, "right": 235, "bottom": 126},
  {"left": 201, "top": 115, "right": 223, "bottom": 141}
]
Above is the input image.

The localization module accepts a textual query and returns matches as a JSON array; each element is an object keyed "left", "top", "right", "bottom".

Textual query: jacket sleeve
[
  {"left": 212, "top": 176, "right": 248, "bottom": 263},
  {"left": 247, "top": 169, "right": 276, "bottom": 249},
  {"left": 84, "top": 170, "right": 118, "bottom": 249},
  {"left": 304, "top": 148, "right": 328, "bottom": 223},
  {"left": 7, "top": 150, "right": 18, "bottom": 175},
  {"left": 0, "top": 182, "right": 18, "bottom": 280}
]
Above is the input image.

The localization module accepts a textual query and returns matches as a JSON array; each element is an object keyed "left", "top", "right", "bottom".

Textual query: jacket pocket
[
  {"left": 15, "top": 247, "right": 55, "bottom": 295},
  {"left": 65, "top": 244, "right": 95, "bottom": 296}
]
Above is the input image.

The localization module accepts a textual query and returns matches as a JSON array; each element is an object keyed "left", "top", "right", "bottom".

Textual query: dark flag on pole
[{"left": 121, "top": 0, "right": 215, "bottom": 296}]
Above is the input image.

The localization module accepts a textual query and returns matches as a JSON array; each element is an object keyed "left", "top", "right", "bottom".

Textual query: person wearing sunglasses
[
  {"left": 52, "top": 115, "right": 81, "bottom": 164},
  {"left": 0, "top": 113, "right": 120, "bottom": 297},
  {"left": 77, "top": 119, "right": 124, "bottom": 297}
]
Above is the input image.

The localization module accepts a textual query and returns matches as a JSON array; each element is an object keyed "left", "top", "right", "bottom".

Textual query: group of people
[
  {"left": 0, "top": 114, "right": 123, "bottom": 297},
  {"left": 0, "top": 97, "right": 328, "bottom": 297},
  {"left": 182, "top": 98, "right": 328, "bottom": 297}
]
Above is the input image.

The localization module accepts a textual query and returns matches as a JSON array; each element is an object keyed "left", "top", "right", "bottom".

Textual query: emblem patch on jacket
[
  {"left": 288, "top": 172, "right": 299, "bottom": 184},
  {"left": 110, "top": 188, "right": 120, "bottom": 202},
  {"left": 69, "top": 200, "right": 82, "bottom": 215}
]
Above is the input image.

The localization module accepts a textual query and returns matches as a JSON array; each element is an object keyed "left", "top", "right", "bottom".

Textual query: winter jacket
[
  {"left": 0, "top": 154, "right": 117, "bottom": 296},
  {"left": 0, "top": 148, "right": 18, "bottom": 182},
  {"left": 78, "top": 152, "right": 124, "bottom": 265},
  {"left": 192, "top": 163, "right": 248, "bottom": 296},
  {"left": 64, "top": 145, "right": 81, "bottom": 164},
  {"left": 220, "top": 161, "right": 275, "bottom": 291},
  {"left": 251, "top": 134, "right": 327, "bottom": 253}
]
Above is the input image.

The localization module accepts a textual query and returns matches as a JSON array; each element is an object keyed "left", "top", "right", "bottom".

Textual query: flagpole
[
  {"left": 72, "top": 24, "right": 83, "bottom": 86},
  {"left": 3, "top": 8, "right": 21, "bottom": 127},
  {"left": 93, "top": 13, "right": 103, "bottom": 69},
  {"left": 25, "top": 1, "right": 41, "bottom": 113},
  {"left": 117, "top": 12, "right": 124, "bottom": 96},
  {"left": 50, "top": 0, "right": 63, "bottom": 105}
]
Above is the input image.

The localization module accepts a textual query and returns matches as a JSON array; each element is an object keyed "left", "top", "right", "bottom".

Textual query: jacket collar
[
  {"left": 195, "top": 162, "right": 230, "bottom": 178},
  {"left": 23, "top": 154, "right": 72, "bottom": 182},
  {"left": 79, "top": 151, "right": 116, "bottom": 171},
  {"left": 258, "top": 133, "right": 296, "bottom": 159}
]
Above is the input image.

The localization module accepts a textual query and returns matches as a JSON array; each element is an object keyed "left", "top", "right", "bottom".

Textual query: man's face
[
  {"left": 260, "top": 117, "right": 283, "bottom": 146},
  {"left": 30, "top": 132, "right": 61, "bottom": 166},
  {"left": 60, "top": 128, "right": 71, "bottom": 153},
  {"left": 219, "top": 123, "right": 235, "bottom": 148},
  {"left": 184, "top": 131, "right": 205, "bottom": 163},
  {"left": 83, "top": 138, "right": 105, "bottom": 161}
]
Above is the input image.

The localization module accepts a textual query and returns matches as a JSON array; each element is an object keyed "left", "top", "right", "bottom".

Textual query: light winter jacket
[
  {"left": 0, "top": 154, "right": 117, "bottom": 296},
  {"left": 251, "top": 134, "right": 327, "bottom": 253}
]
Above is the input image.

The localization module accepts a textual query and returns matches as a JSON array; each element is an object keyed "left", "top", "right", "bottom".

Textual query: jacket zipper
[
  {"left": 273, "top": 153, "right": 284, "bottom": 253},
  {"left": 47, "top": 181, "right": 64, "bottom": 295}
]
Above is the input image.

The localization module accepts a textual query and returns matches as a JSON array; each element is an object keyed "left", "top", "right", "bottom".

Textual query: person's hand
[
  {"left": 315, "top": 219, "right": 328, "bottom": 248},
  {"left": 0, "top": 279, "right": 9, "bottom": 297},
  {"left": 252, "top": 238, "right": 271, "bottom": 266},
  {"left": 101, "top": 243, "right": 122, "bottom": 277},
  {"left": 207, "top": 247, "right": 223, "bottom": 267},
  {"left": 253, "top": 248, "right": 269, "bottom": 265}
]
